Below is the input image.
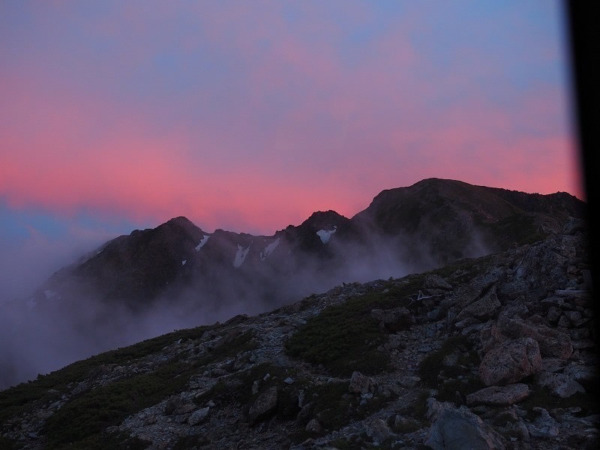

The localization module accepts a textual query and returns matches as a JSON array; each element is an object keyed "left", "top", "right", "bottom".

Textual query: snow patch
[
  {"left": 260, "top": 238, "right": 280, "bottom": 261},
  {"left": 233, "top": 244, "right": 250, "bottom": 268},
  {"left": 195, "top": 234, "right": 211, "bottom": 251},
  {"left": 316, "top": 226, "right": 337, "bottom": 244}
]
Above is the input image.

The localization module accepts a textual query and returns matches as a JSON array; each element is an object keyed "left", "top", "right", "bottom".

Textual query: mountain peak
[
  {"left": 166, "top": 216, "right": 195, "bottom": 226},
  {"left": 158, "top": 216, "right": 205, "bottom": 239},
  {"left": 300, "top": 210, "right": 348, "bottom": 230}
]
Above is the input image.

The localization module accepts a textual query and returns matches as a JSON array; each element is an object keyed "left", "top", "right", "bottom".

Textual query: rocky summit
[{"left": 0, "top": 214, "right": 597, "bottom": 449}]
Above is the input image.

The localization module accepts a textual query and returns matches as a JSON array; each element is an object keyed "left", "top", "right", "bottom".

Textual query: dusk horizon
[{"left": 1, "top": 0, "right": 584, "bottom": 300}]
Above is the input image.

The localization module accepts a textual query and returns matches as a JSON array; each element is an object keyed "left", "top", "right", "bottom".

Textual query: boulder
[
  {"left": 498, "top": 318, "right": 573, "bottom": 359},
  {"left": 365, "top": 418, "right": 393, "bottom": 444},
  {"left": 534, "top": 327, "right": 573, "bottom": 359},
  {"left": 305, "top": 418, "right": 322, "bottom": 433},
  {"left": 188, "top": 407, "right": 210, "bottom": 425},
  {"left": 466, "top": 384, "right": 530, "bottom": 406},
  {"left": 479, "top": 337, "right": 542, "bottom": 386},
  {"left": 164, "top": 396, "right": 195, "bottom": 415},
  {"left": 527, "top": 408, "right": 559, "bottom": 438},
  {"left": 426, "top": 403, "right": 505, "bottom": 450},
  {"left": 455, "top": 285, "right": 501, "bottom": 322},
  {"left": 563, "top": 363, "right": 598, "bottom": 384},
  {"left": 349, "top": 371, "right": 374, "bottom": 395},
  {"left": 535, "top": 372, "right": 585, "bottom": 398},
  {"left": 248, "top": 386, "right": 278, "bottom": 424}
]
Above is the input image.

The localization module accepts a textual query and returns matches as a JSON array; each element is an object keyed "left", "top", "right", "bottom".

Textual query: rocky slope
[{"left": 0, "top": 217, "right": 596, "bottom": 449}]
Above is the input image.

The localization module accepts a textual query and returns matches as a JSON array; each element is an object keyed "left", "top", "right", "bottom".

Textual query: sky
[{"left": 0, "top": 0, "right": 583, "bottom": 299}]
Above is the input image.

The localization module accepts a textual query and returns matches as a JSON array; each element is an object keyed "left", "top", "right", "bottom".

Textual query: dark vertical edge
[{"left": 565, "top": 1, "right": 599, "bottom": 338}]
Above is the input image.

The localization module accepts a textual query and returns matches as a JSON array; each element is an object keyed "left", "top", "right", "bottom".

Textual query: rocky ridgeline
[{"left": 0, "top": 219, "right": 597, "bottom": 449}]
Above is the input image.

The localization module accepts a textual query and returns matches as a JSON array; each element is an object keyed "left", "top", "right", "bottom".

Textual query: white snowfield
[
  {"left": 260, "top": 238, "right": 280, "bottom": 260},
  {"left": 316, "top": 226, "right": 337, "bottom": 244},
  {"left": 233, "top": 244, "right": 250, "bottom": 268},
  {"left": 195, "top": 234, "right": 211, "bottom": 251}
]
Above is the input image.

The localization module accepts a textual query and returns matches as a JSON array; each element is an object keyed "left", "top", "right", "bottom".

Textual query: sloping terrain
[{"left": 0, "top": 218, "right": 596, "bottom": 449}]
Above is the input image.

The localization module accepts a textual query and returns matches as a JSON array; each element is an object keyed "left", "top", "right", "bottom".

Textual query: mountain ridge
[
  {"left": 42, "top": 178, "right": 586, "bottom": 304},
  {"left": 0, "top": 178, "right": 587, "bottom": 392}
]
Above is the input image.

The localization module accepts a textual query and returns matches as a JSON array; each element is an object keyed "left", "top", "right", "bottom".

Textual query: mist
[{"left": 0, "top": 219, "right": 492, "bottom": 391}]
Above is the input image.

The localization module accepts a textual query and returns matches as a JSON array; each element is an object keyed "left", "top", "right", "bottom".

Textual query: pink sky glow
[{"left": 1, "top": 1, "right": 582, "bottom": 237}]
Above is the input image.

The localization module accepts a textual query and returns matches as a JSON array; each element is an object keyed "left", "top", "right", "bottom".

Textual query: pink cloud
[{"left": 0, "top": 2, "right": 583, "bottom": 236}]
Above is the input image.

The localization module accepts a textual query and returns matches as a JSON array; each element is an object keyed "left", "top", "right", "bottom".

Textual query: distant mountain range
[
  {"left": 30, "top": 178, "right": 584, "bottom": 311},
  {"left": 0, "top": 178, "right": 586, "bottom": 389}
]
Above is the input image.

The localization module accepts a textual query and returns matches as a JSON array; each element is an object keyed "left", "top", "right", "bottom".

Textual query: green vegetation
[
  {"left": 290, "top": 380, "right": 392, "bottom": 443},
  {"left": 431, "top": 253, "right": 494, "bottom": 283},
  {"left": 285, "top": 277, "right": 424, "bottom": 376},
  {"left": 0, "top": 325, "right": 211, "bottom": 424},
  {"left": 195, "top": 362, "right": 295, "bottom": 408},
  {"left": 201, "top": 329, "right": 258, "bottom": 362},
  {"left": 195, "top": 361, "right": 393, "bottom": 444},
  {"left": 418, "top": 334, "right": 483, "bottom": 401},
  {"left": 305, "top": 382, "right": 352, "bottom": 430},
  {"left": 479, "top": 213, "right": 546, "bottom": 248},
  {"left": 398, "top": 389, "right": 431, "bottom": 423},
  {"left": 43, "top": 361, "right": 191, "bottom": 448},
  {"left": 308, "top": 381, "right": 388, "bottom": 430},
  {"left": 41, "top": 329, "right": 257, "bottom": 448},
  {"left": 0, "top": 326, "right": 258, "bottom": 449}
]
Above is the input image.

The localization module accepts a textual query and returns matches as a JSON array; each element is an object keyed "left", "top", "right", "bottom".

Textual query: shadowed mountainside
[
  {"left": 0, "top": 213, "right": 595, "bottom": 449},
  {"left": 29, "top": 178, "right": 585, "bottom": 310}
]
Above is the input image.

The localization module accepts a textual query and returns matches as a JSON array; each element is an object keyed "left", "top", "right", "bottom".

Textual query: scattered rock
[
  {"left": 455, "top": 285, "right": 501, "bottom": 322},
  {"left": 424, "top": 274, "right": 453, "bottom": 291},
  {"left": 498, "top": 318, "right": 574, "bottom": 359},
  {"left": 365, "top": 418, "right": 393, "bottom": 444},
  {"left": 466, "top": 384, "right": 530, "bottom": 406},
  {"left": 188, "top": 407, "right": 210, "bottom": 425},
  {"left": 563, "top": 363, "right": 598, "bottom": 384},
  {"left": 527, "top": 408, "right": 559, "bottom": 438},
  {"left": 348, "top": 371, "right": 374, "bottom": 395},
  {"left": 535, "top": 372, "right": 585, "bottom": 398},
  {"left": 248, "top": 386, "right": 278, "bottom": 424},
  {"left": 479, "top": 337, "right": 542, "bottom": 386},
  {"left": 305, "top": 418, "right": 322, "bottom": 434},
  {"left": 426, "top": 403, "right": 506, "bottom": 450}
]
